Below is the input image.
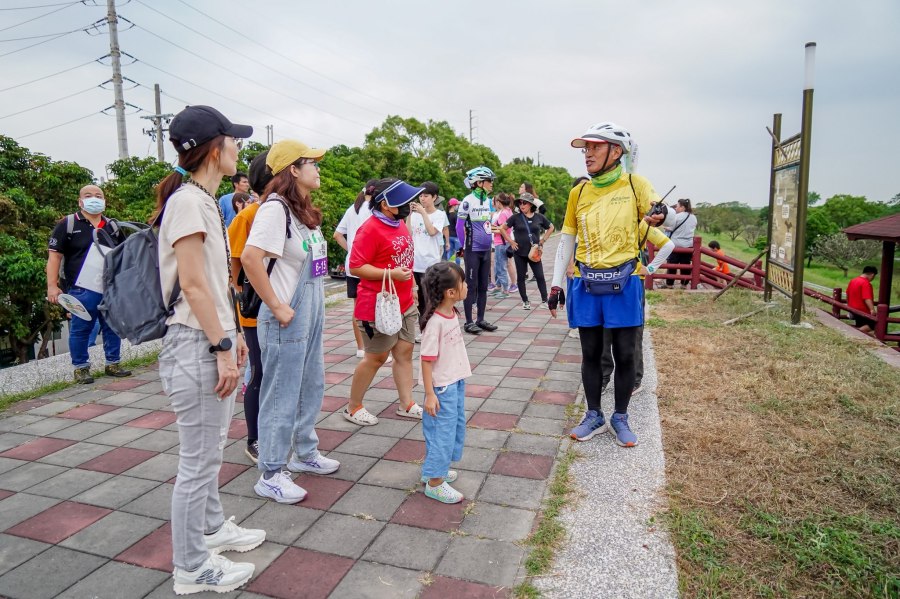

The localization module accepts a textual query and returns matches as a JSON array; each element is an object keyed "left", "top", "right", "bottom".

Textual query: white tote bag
[{"left": 374, "top": 267, "right": 403, "bottom": 335}]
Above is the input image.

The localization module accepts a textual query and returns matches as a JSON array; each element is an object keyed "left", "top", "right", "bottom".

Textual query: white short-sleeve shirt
[{"left": 245, "top": 198, "right": 310, "bottom": 305}]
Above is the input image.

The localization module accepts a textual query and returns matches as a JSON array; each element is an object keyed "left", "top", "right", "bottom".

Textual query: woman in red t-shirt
[{"left": 344, "top": 178, "right": 427, "bottom": 426}]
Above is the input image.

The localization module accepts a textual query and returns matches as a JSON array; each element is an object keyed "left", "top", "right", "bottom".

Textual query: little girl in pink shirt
[{"left": 418, "top": 262, "right": 471, "bottom": 503}]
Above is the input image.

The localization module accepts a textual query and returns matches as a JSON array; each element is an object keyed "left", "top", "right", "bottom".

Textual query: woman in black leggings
[{"left": 501, "top": 193, "right": 554, "bottom": 310}]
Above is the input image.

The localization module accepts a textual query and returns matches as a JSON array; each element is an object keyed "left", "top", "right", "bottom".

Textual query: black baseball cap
[{"left": 169, "top": 105, "right": 253, "bottom": 154}]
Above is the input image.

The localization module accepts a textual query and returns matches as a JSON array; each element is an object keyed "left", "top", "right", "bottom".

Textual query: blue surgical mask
[{"left": 82, "top": 197, "right": 105, "bottom": 215}]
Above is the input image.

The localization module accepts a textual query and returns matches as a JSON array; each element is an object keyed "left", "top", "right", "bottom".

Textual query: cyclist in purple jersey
[{"left": 456, "top": 166, "right": 498, "bottom": 334}]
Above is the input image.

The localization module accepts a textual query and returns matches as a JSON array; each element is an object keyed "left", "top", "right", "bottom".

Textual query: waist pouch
[{"left": 577, "top": 259, "right": 636, "bottom": 296}]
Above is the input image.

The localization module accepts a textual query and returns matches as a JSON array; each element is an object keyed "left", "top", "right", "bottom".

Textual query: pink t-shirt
[
  {"left": 418, "top": 310, "right": 472, "bottom": 387},
  {"left": 492, "top": 208, "right": 512, "bottom": 246}
]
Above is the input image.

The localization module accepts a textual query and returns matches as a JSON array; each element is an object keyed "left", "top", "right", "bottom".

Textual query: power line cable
[
  {"left": 126, "top": 18, "right": 371, "bottom": 128},
  {"left": 133, "top": 0, "right": 385, "bottom": 119},
  {"left": 0, "top": 28, "right": 80, "bottom": 59},
  {"left": 0, "top": 85, "right": 99, "bottom": 120},
  {"left": 133, "top": 57, "right": 356, "bottom": 144},
  {"left": 0, "top": 0, "right": 81, "bottom": 33},
  {"left": 0, "top": 58, "right": 100, "bottom": 93},
  {"left": 174, "top": 0, "right": 422, "bottom": 117},
  {"left": 0, "top": 1, "right": 80, "bottom": 10},
  {"left": 0, "top": 24, "right": 94, "bottom": 42},
  {"left": 17, "top": 111, "right": 99, "bottom": 139}
]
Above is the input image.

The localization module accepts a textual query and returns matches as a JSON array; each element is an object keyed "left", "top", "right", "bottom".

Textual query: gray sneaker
[{"left": 172, "top": 553, "right": 254, "bottom": 596}]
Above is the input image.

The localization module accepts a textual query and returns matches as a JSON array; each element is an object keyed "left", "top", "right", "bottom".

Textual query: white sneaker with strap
[
  {"left": 172, "top": 553, "right": 254, "bottom": 595},
  {"left": 203, "top": 516, "right": 265, "bottom": 554}
]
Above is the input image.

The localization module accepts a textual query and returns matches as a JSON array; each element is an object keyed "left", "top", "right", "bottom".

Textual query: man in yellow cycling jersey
[{"left": 547, "top": 122, "right": 672, "bottom": 447}]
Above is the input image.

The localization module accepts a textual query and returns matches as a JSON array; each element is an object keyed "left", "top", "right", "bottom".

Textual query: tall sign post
[{"left": 764, "top": 43, "right": 816, "bottom": 324}]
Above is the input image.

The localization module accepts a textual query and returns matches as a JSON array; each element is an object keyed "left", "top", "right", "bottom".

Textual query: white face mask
[{"left": 82, "top": 197, "right": 106, "bottom": 214}]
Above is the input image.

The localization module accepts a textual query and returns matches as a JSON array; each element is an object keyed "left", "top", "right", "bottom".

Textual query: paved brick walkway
[{"left": 0, "top": 267, "right": 581, "bottom": 598}]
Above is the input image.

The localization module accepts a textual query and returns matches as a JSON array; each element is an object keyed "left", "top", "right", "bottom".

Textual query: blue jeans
[
  {"left": 257, "top": 255, "right": 326, "bottom": 471},
  {"left": 159, "top": 324, "right": 237, "bottom": 571},
  {"left": 67, "top": 286, "right": 121, "bottom": 369},
  {"left": 444, "top": 237, "right": 461, "bottom": 263},
  {"left": 493, "top": 244, "right": 510, "bottom": 291},
  {"left": 422, "top": 379, "right": 466, "bottom": 479}
]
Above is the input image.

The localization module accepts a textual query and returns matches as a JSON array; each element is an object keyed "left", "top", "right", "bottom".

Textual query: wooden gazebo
[{"left": 843, "top": 213, "right": 900, "bottom": 345}]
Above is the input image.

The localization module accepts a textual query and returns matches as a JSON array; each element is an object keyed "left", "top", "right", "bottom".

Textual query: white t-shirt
[
  {"left": 335, "top": 203, "right": 372, "bottom": 275},
  {"left": 245, "top": 199, "right": 310, "bottom": 305},
  {"left": 158, "top": 184, "right": 235, "bottom": 331},
  {"left": 410, "top": 209, "right": 449, "bottom": 273}
]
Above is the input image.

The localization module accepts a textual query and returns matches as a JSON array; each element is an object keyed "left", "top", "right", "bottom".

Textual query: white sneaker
[
  {"left": 173, "top": 553, "right": 254, "bottom": 595},
  {"left": 424, "top": 481, "right": 464, "bottom": 504},
  {"left": 356, "top": 349, "right": 365, "bottom": 358},
  {"left": 287, "top": 452, "right": 340, "bottom": 475},
  {"left": 204, "top": 516, "right": 265, "bottom": 554},
  {"left": 523, "top": 301, "right": 532, "bottom": 310},
  {"left": 539, "top": 301, "right": 548, "bottom": 310},
  {"left": 253, "top": 471, "right": 307, "bottom": 504}
]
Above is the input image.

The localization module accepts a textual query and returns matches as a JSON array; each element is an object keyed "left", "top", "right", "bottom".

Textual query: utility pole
[
  {"left": 468, "top": 109, "right": 476, "bottom": 143},
  {"left": 107, "top": 0, "right": 128, "bottom": 158},
  {"left": 266, "top": 124, "right": 273, "bottom": 145},
  {"left": 536, "top": 151, "right": 541, "bottom": 166},
  {"left": 140, "top": 84, "right": 173, "bottom": 162}
]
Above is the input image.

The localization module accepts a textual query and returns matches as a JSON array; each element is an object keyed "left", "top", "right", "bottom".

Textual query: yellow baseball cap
[{"left": 266, "top": 140, "right": 326, "bottom": 175}]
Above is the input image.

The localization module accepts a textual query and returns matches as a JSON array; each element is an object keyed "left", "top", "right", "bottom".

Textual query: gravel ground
[{"left": 535, "top": 329, "right": 680, "bottom": 599}]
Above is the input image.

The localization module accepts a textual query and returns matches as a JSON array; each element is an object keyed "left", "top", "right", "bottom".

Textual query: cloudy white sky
[{"left": 1, "top": 0, "right": 897, "bottom": 207}]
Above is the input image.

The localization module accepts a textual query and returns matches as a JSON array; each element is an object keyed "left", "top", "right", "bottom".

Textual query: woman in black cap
[{"left": 157, "top": 105, "right": 263, "bottom": 595}]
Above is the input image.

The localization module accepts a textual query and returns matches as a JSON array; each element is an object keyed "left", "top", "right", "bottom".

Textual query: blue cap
[{"left": 372, "top": 178, "right": 425, "bottom": 208}]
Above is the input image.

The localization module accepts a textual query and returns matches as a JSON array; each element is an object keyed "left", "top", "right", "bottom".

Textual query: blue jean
[
  {"left": 444, "top": 237, "right": 461, "bottom": 263},
  {"left": 159, "top": 324, "right": 237, "bottom": 571},
  {"left": 67, "top": 286, "right": 121, "bottom": 368},
  {"left": 422, "top": 379, "right": 466, "bottom": 479},
  {"left": 257, "top": 258, "right": 326, "bottom": 471},
  {"left": 493, "top": 244, "right": 510, "bottom": 291}
]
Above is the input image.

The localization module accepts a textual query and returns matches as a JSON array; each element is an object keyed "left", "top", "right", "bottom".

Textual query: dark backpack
[
  {"left": 237, "top": 198, "right": 291, "bottom": 319},
  {"left": 94, "top": 216, "right": 181, "bottom": 345}
]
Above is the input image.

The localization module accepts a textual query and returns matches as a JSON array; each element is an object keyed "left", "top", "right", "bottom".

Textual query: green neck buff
[
  {"left": 591, "top": 164, "right": 623, "bottom": 188},
  {"left": 474, "top": 188, "right": 488, "bottom": 201}
]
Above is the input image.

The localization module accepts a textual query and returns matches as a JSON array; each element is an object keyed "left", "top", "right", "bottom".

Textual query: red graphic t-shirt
[{"left": 349, "top": 217, "right": 415, "bottom": 321}]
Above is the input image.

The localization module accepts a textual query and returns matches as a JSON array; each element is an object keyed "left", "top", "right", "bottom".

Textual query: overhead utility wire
[
  {"left": 0, "top": 0, "right": 80, "bottom": 33},
  {"left": 133, "top": 0, "right": 384, "bottom": 119},
  {"left": 0, "top": 1, "right": 79, "bottom": 10},
  {"left": 134, "top": 57, "right": 355, "bottom": 144},
  {"left": 0, "top": 29, "right": 78, "bottom": 59},
  {"left": 17, "top": 111, "right": 99, "bottom": 139},
  {"left": 128, "top": 19, "right": 371, "bottom": 128},
  {"left": 0, "top": 58, "right": 98, "bottom": 93},
  {"left": 175, "top": 0, "right": 421, "bottom": 117},
  {"left": 0, "top": 85, "right": 99, "bottom": 120}
]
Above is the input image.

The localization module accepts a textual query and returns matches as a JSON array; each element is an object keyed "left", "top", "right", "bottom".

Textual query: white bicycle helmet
[
  {"left": 464, "top": 165, "right": 496, "bottom": 189},
  {"left": 570, "top": 122, "right": 633, "bottom": 154}
]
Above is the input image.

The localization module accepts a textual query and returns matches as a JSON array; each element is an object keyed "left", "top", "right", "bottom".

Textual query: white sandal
[
  {"left": 396, "top": 402, "right": 423, "bottom": 419},
  {"left": 343, "top": 406, "right": 379, "bottom": 426}
]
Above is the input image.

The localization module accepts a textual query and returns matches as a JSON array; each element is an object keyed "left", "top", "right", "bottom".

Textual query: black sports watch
[{"left": 209, "top": 337, "right": 233, "bottom": 354}]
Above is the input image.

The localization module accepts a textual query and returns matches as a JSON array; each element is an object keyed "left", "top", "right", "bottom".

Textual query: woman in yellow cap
[{"left": 241, "top": 140, "right": 338, "bottom": 504}]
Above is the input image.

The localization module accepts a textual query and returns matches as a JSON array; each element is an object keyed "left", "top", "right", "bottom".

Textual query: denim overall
[{"left": 256, "top": 225, "right": 326, "bottom": 472}]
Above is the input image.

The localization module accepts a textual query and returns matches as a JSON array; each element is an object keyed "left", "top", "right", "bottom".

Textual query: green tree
[
  {"left": 812, "top": 233, "right": 880, "bottom": 277},
  {"left": 820, "top": 194, "right": 890, "bottom": 229},
  {"left": 803, "top": 207, "right": 839, "bottom": 266},
  {"left": 102, "top": 157, "right": 172, "bottom": 223},
  {"left": 807, "top": 191, "right": 821, "bottom": 206},
  {"left": 0, "top": 136, "right": 93, "bottom": 364}
]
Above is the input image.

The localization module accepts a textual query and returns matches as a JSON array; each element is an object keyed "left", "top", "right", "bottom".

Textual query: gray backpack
[{"left": 94, "top": 217, "right": 181, "bottom": 345}]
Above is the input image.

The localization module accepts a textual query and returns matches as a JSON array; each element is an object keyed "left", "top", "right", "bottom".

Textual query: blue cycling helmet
[{"left": 464, "top": 166, "right": 496, "bottom": 189}]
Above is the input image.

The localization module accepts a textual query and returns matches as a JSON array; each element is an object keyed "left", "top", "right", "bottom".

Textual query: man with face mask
[{"left": 47, "top": 185, "right": 131, "bottom": 384}]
